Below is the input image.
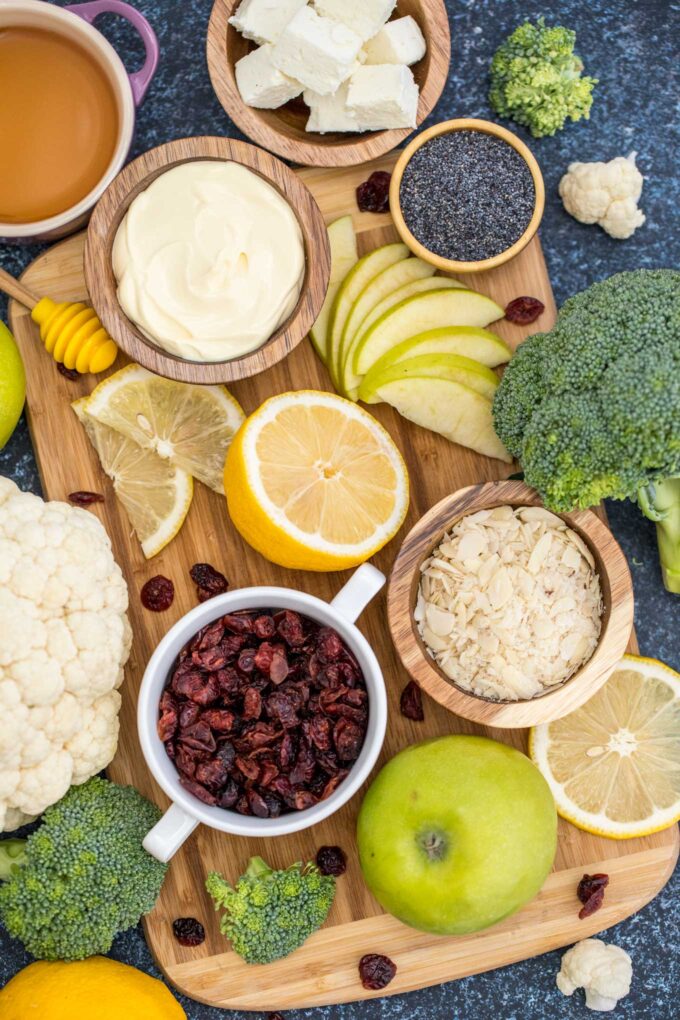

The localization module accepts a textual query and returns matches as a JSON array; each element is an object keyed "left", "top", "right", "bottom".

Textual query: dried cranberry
[
  {"left": 400, "top": 680, "right": 424, "bottom": 721},
  {"left": 141, "top": 575, "right": 175, "bottom": 612},
  {"left": 243, "top": 687, "right": 262, "bottom": 720},
  {"left": 190, "top": 563, "right": 229, "bottom": 601},
  {"left": 172, "top": 917, "right": 205, "bottom": 947},
  {"left": 201, "top": 709, "right": 235, "bottom": 732},
  {"left": 179, "top": 778, "right": 217, "bottom": 805},
  {"left": 267, "top": 1013, "right": 285, "bottom": 1020},
  {"left": 254, "top": 614, "right": 276, "bottom": 638},
  {"left": 316, "top": 845, "right": 347, "bottom": 876},
  {"left": 359, "top": 953, "right": 397, "bottom": 990},
  {"left": 276, "top": 610, "right": 305, "bottom": 646},
  {"left": 68, "top": 490, "right": 104, "bottom": 507},
  {"left": 577, "top": 873, "right": 609, "bottom": 919},
  {"left": 505, "top": 296, "right": 545, "bottom": 325},
  {"left": 270, "top": 651, "right": 290, "bottom": 685},
  {"left": 57, "top": 362, "right": 81, "bottom": 381},
  {"left": 316, "top": 627, "right": 343, "bottom": 663},
  {"left": 196, "top": 758, "right": 229, "bottom": 789},
  {"left": 333, "top": 718, "right": 364, "bottom": 761},
  {"left": 158, "top": 692, "right": 178, "bottom": 741},
  {"left": 356, "top": 171, "right": 392, "bottom": 214}
]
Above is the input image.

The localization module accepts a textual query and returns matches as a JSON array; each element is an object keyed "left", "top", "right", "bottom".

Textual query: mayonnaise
[{"left": 112, "top": 160, "right": 305, "bottom": 362}]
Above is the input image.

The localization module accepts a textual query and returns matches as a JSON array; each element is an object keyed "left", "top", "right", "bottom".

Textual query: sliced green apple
[
  {"left": 310, "top": 216, "right": 358, "bottom": 364},
  {"left": 327, "top": 242, "right": 409, "bottom": 386},
  {"left": 372, "top": 375, "right": 512, "bottom": 462},
  {"left": 359, "top": 354, "right": 499, "bottom": 404},
  {"left": 354, "top": 288, "right": 505, "bottom": 379},
  {"left": 365, "top": 327, "right": 512, "bottom": 384}
]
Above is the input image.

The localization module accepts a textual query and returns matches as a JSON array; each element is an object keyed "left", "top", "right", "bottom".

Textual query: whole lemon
[
  {"left": 0, "top": 958, "right": 186, "bottom": 1020},
  {"left": 0, "top": 320, "right": 25, "bottom": 448}
]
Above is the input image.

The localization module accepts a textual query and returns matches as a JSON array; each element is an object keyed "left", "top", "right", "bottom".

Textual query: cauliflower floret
[
  {"left": 0, "top": 478, "right": 131, "bottom": 831},
  {"left": 557, "top": 938, "right": 633, "bottom": 1011},
  {"left": 559, "top": 152, "right": 645, "bottom": 239}
]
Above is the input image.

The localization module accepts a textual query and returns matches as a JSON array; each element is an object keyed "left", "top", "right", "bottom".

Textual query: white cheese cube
[
  {"left": 314, "top": 0, "right": 396, "bottom": 43},
  {"left": 235, "top": 45, "right": 303, "bottom": 109},
  {"left": 229, "top": 0, "right": 308, "bottom": 46},
  {"left": 346, "top": 64, "right": 419, "bottom": 130},
  {"left": 271, "top": 7, "right": 363, "bottom": 96},
  {"left": 363, "top": 16, "right": 427, "bottom": 66},
  {"left": 305, "top": 83, "right": 362, "bottom": 133}
]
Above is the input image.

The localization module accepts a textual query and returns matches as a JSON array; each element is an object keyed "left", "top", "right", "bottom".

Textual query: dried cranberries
[
  {"left": 356, "top": 171, "right": 392, "bottom": 214},
  {"left": 505, "top": 296, "right": 545, "bottom": 325},
  {"left": 316, "top": 845, "right": 347, "bottom": 876},
  {"left": 160, "top": 608, "right": 368, "bottom": 817},
  {"left": 68, "top": 490, "right": 104, "bottom": 507},
  {"left": 189, "top": 563, "right": 229, "bottom": 602},
  {"left": 359, "top": 953, "right": 397, "bottom": 990},
  {"left": 577, "top": 873, "right": 609, "bottom": 918},
  {"left": 141, "top": 575, "right": 175, "bottom": 612},
  {"left": 400, "top": 680, "right": 424, "bottom": 721},
  {"left": 172, "top": 917, "right": 205, "bottom": 947}
]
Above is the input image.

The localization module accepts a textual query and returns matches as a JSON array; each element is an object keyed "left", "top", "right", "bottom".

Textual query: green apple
[
  {"left": 365, "top": 327, "right": 512, "bottom": 383},
  {"left": 353, "top": 289, "right": 505, "bottom": 380},
  {"left": 368, "top": 374, "right": 512, "bottom": 461},
  {"left": 309, "top": 216, "right": 358, "bottom": 363},
  {"left": 327, "top": 242, "right": 409, "bottom": 386},
  {"left": 357, "top": 736, "right": 557, "bottom": 935},
  {"left": 359, "top": 353, "right": 499, "bottom": 404}
]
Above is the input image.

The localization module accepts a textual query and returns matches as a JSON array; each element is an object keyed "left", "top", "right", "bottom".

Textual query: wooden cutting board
[{"left": 10, "top": 155, "right": 678, "bottom": 1012}]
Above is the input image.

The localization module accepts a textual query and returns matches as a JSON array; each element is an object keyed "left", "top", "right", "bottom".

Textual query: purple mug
[{"left": 0, "top": 0, "right": 160, "bottom": 242}]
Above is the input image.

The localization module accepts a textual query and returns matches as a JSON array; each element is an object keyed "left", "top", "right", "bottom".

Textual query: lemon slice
[
  {"left": 73, "top": 398, "right": 193, "bottom": 558},
  {"left": 83, "top": 364, "right": 245, "bottom": 492},
  {"left": 530, "top": 655, "right": 680, "bottom": 839},
  {"left": 224, "top": 390, "right": 409, "bottom": 571}
]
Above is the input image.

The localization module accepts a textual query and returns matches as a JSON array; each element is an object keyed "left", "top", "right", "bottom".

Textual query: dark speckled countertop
[{"left": 0, "top": 1, "right": 678, "bottom": 1017}]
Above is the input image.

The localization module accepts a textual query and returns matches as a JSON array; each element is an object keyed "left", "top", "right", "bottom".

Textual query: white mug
[{"left": 138, "top": 564, "right": 387, "bottom": 862}]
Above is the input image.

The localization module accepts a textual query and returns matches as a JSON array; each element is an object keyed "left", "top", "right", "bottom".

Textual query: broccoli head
[
  {"left": 0, "top": 777, "right": 167, "bottom": 960},
  {"left": 206, "top": 855, "right": 336, "bottom": 964},
  {"left": 493, "top": 268, "right": 680, "bottom": 592},
  {"left": 489, "top": 18, "right": 597, "bottom": 137}
]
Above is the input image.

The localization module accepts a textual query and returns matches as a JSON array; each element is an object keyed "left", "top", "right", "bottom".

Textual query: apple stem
[{"left": 419, "top": 829, "right": 448, "bottom": 862}]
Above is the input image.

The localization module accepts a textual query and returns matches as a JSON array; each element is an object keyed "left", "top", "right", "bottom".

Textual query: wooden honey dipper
[{"left": 0, "top": 266, "right": 118, "bottom": 374}]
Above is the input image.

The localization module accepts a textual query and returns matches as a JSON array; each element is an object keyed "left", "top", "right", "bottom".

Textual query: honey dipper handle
[{"left": 0, "top": 267, "right": 39, "bottom": 310}]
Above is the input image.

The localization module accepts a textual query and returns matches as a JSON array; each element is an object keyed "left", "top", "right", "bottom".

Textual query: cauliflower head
[
  {"left": 557, "top": 938, "right": 632, "bottom": 1012},
  {"left": 0, "top": 477, "right": 131, "bottom": 831},
  {"left": 559, "top": 153, "right": 645, "bottom": 239}
]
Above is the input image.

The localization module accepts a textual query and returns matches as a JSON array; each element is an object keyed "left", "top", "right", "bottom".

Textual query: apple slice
[
  {"left": 365, "top": 327, "right": 512, "bottom": 384},
  {"left": 310, "top": 216, "right": 358, "bottom": 364},
  {"left": 372, "top": 375, "right": 512, "bottom": 462},
  {"left": 359, "top": 354, "right": 499, "bottom": 404},
  {"left": 327, "top": 242, "right": 409, "bottom": 386},
  {"left": 354, "top": 289, "right": 505, "bottom": 380}
]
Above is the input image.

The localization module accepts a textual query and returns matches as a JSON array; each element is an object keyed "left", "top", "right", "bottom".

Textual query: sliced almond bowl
[{"left": 388, "top": 480, "right": 634, "bottom": 728}]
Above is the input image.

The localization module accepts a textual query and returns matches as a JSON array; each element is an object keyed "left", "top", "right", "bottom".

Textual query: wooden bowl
[
  {"left": 389, "top": 118, "right": 546, "bottom": 274},
  {"left": 388, "top": 481, "right": 634, "bottom": 728},
  {"left": 206, "top": 0, "right": 451, "bottom": 168},
  {"left": 84, "top": 136, "right": 330, "bottom": 384}
]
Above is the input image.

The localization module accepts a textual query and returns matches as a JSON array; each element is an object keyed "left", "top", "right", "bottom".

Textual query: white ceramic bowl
[{"left": 139, "top": 564, "right": 387, "bottom": 862}]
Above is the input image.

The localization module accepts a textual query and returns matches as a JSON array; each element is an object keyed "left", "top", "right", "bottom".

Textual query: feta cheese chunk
[
  {"left": 305, "top": 83, "right": 362, "bottom": 133},
  {"left": 235, "top": 45, "right": 303, "bottom": 109},
  {"left": 347, "top": 64, "right": 419, "bottom": 130},
  {"left": 363, "top": 16, "right": 427, "bottom": 66},
  {"left": 229, "top": 0, "right": 308, "bottom": 46},
  {"left": 314, "top": 0, "right": 396, "bottom": 43},
  {"left": 271, "top": 7, "right": 363, "bottom": 96}
]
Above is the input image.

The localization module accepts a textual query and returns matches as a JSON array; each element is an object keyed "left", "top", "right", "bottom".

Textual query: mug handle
[
  {"left": 143, "top": 803, "right": 198, "bottom": 863},
  {"left": 330, "top": 563, "right": 386, "bottom": 624},
  {"left": 65, "top": 0, "right": 159, "bottom": 106}
]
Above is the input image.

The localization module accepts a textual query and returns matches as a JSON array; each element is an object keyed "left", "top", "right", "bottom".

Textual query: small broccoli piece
[
  {"left": 0, "top": 777, "right": 167, "bottom": 960},
  {"left": 206, "top": 855, "right": 336, "bottom": 964},
  {"left": 493, "top": 269, "right": 680, "bottom": 592},
  {"left": 489, "top": 17, "right": 597, "bottom": 137}
]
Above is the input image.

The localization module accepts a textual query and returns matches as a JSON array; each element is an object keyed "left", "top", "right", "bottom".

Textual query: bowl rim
[
  {"left": 84, "top": 135, "right": 331, "bottom": 384},
  {"left": 205, "top": 0, "right": 452, "bottom": 169},
  {"left": 387, "top": 480, "right": 634, "bottom": 728},
  {"left": 138, "top": 585, "right": 388, "bottom": 838},
  {"left": 388, "top": 118, "right": 546, "bottom": 274}
]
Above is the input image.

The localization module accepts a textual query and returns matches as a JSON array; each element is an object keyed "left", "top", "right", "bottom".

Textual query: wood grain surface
[
  {"left": 84, "top": 136, "right": 331, "bottom": 384},
  {"left": 388, "top": 480, "right": 634, "bottom": 728},
  {"left": 10, "top": 154, "right": 678, "bottom": 1012},
  {"left": 206, "top": 0, "right": 452, "bottom": 167}
]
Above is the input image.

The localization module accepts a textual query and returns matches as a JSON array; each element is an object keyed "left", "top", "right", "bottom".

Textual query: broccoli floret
[
  {"left": 206, "top": 855, "right": 336, "bottom": 964},
  {"left": 0, "top": 777, "right": 167, "bottom": 960},
  {"left": 493, "top": 269, "right": 680, "bottom": 592},
  {"left": 489, "top": 18, "right": 597, "bottom": 137}
]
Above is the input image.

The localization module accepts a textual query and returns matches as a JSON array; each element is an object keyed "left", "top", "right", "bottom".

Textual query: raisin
[
  {"left": 190, "top": 563, "right": 229, "bottom": 601},
  {"left": 172, "top": 917, "right": 205, "bottom": 947},
  {"left": 141, "top": 575, "right": 175, "bottom": 612},
  {"left": 316, "top": 845, "right": 347, "bottom": 876},
  {"left": 359, "top": 953, "right": 397, "bottom": 990},
  {"left": 57, "top": 362, "right": 81, "bottom": 381},
  {"left": 68, "top": 490, "right": 104, "bottom": 507},
  {"left": 400, "top": 680, "right": 424, "bottom": 721},
  {"left": 505, "top": 296, "right": 545, "bottom": 325},
  {"left": 577, "top": 873, "right": 609, "bottom": 918},
  {"left": 356, "top": 171, "right": 392, "bottom": 214}
]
